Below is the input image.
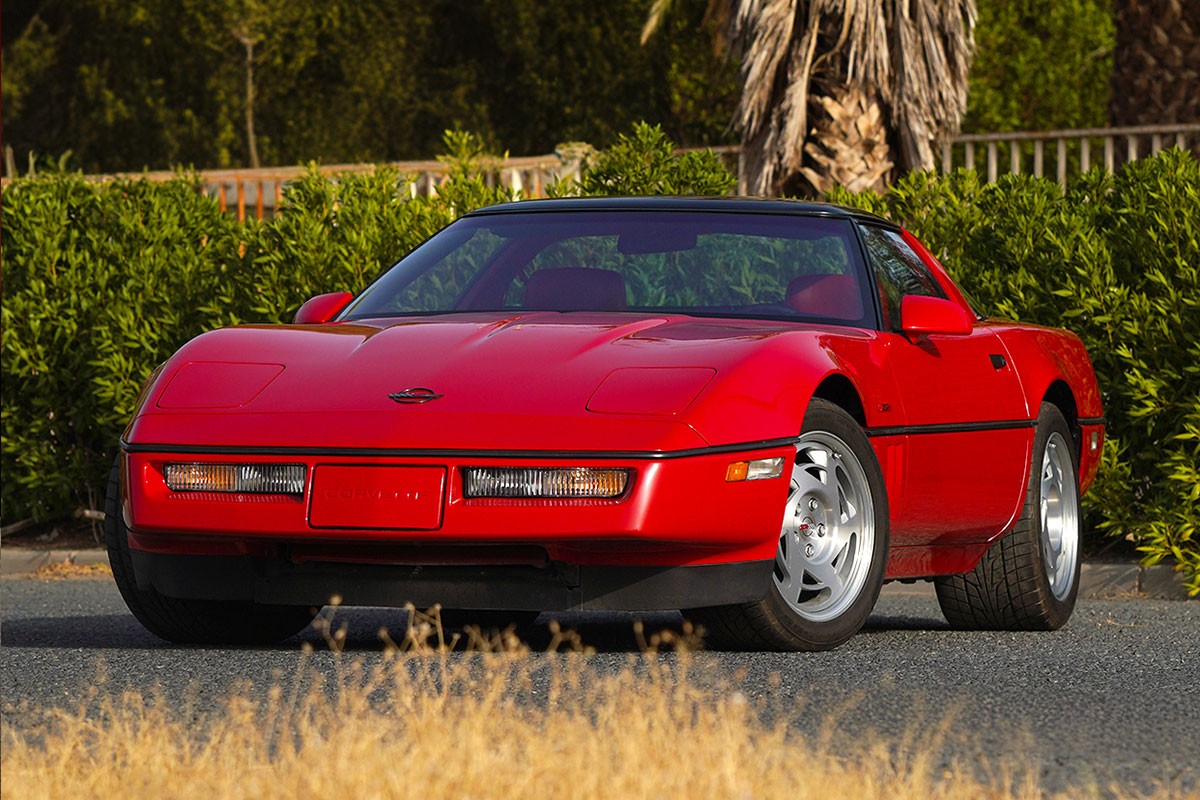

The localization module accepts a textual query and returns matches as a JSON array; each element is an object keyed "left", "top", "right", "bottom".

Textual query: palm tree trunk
[
  {"left": 1110, "top": 0, "right": 1199, "bottom": 125},
  {"left": 798, "top": 84, "right": 892, "bottom": 195},
  {"left": 723, "top": 0, "right": 975, "bottom": 197}
]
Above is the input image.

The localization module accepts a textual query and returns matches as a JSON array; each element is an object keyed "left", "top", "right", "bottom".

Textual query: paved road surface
[{"left": 2, "top": 576, "right": 1196, "bottom": 794}]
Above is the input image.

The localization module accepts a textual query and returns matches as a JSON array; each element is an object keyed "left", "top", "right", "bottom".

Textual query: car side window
[{"left": 859, "top": 224, "right": 945, "bottom": 330}]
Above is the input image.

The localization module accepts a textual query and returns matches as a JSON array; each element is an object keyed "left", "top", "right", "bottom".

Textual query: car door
[{"left": 858, "top": 224, "right": 1032, "bottom": 546}]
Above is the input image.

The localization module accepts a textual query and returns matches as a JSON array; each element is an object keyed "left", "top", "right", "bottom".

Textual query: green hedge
[
  {"left": 829, "top": 148, "right": 1200, "bottom": 593},
  {"left": 2, "top": 129, "right": 1195, "bottom": 593}
]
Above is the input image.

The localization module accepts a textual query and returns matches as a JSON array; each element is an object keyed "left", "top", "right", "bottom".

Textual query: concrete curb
[
  {"left": 881, "top": 561, "right": 1193, "bottom": 601},
  {"left": 0, "top": 546, "right": 1193, "bottom": 600},
  {"left": 0, "top": 548, "right": 111, "bottom": 576}
]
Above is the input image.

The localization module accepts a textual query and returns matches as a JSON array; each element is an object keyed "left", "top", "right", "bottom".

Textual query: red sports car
[{"left": 107, "top": 198, "right": 1104, "bottom": 650}]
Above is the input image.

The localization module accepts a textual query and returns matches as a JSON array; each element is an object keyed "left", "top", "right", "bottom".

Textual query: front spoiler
[{"left": 130, "top": 551, "right": 774, "bottom": 612}]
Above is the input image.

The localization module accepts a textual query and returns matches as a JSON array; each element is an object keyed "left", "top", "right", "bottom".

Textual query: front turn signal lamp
[
  {"left": 725, "top": 457, "right": 785, "bottom": 482},
  {"left": 163, "top": 463, "right": 307, "bottom": 495},
  {"left": 464, "top": 467, "right": 630, "bottom": 499}
]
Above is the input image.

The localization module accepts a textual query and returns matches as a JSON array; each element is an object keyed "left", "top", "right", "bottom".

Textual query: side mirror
[
  {"left": 900, "top": 295, "right": 974, "bottom": 336},
  {"left": 293, "top": 292, "right": 354, "bottom": 324}
]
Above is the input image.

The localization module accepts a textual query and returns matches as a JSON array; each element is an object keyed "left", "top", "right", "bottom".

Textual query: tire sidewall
[{"left": 1029, "top": 404, "right": 1082, "bottom": 627}]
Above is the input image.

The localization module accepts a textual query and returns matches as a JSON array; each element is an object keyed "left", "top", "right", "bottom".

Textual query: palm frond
[{"left": 726, "top": 0, "right": 975, "bottom": 195}]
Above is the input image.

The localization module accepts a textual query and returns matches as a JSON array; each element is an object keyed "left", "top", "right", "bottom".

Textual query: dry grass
[
  {"left": 0, "top": 609, "right": 1191, "bottom": 800},
  {"left": 30, "top": 560, "right": 112, "bottom": 580}
]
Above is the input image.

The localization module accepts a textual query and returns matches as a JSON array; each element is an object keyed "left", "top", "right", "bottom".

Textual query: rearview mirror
[
  {"left": 293, "top": 292, "right": 354, "bottom": 324},
  {"left": 900, "top": 295, "right": 974, "bottom": 336}
]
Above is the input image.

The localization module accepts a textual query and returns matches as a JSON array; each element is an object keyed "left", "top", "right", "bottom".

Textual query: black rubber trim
[
  {"left": 124, "top": 418, "right": 1045, "bottom": 458},
  {"left": 864, "top": 418, "right": 1037, "bottom": 438},
  {"left": 129, "top": 551, "right": 775, "bottom": 611},
  {"left": 120, "top": 436, "right": 800, "bottom": 462},
  {"left": 1077, "top": 416, "right": 1106, "bottom": 426}
]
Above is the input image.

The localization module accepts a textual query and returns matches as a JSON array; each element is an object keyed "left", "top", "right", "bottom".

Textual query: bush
[
  {"left": 1, "top": 175, "right": 250, "bottom": 519},
  {"left": 573, "top": 122, "right": 736, "bottom": 197},
  {"left": 829, "top": 148, "right": 1200, "bottom": 593}
]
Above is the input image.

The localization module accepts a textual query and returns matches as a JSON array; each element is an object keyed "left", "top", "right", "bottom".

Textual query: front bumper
[
  {"left": 128, "top": 551, "right": 775, "bottom": 611},
  {"left": 121, "top": 441, "right": 794, "bottom": 568}
]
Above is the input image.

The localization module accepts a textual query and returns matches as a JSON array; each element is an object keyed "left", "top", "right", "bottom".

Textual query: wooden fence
[
  {"left": 5, "top": 124, "right": 1197, "bottom": 221},
  {"left": 941, "top": 123, "right": 1200, "bottom": 186},
  {"left": 128, "top": 152, "right": 576, "bottom": 223}
]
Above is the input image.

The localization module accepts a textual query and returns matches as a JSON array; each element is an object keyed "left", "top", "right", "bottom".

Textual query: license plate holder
[{"left": 309, "top": 466, "right": 446, "bottom": 530}]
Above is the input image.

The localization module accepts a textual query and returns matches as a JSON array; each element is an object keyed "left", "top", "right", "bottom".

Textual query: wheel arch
[
  {"left": 811, "top": 373, "right": 867, "bottom": 427},
  {"left": 1042, "top": 379, "right": 1081, "bottom": 459}
]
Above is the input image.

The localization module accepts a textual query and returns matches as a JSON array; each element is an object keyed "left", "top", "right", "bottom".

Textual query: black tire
[
  {"left": 105, "top": 458, "right": 317, "bottom": 645},
  {"left": 691, "top": 399, "right": 889, "bottom": 651},
  {"left": 935, "top": 403, "right": 1082, "bottom": 630}
]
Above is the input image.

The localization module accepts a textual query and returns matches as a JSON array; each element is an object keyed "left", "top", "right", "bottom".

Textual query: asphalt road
[{"left": 1, "top": 575, "right": 1196, "bottom": 795}]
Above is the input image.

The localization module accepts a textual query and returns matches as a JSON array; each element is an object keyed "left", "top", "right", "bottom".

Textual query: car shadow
[
  {"left": 1, "top": 606, "right": 950, "bottom": 652},
  {"left": 1, "top": 614, "right": 169, "bottom": 649}
]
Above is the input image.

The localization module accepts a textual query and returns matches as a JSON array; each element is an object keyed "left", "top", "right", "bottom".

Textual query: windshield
[{"left": 341, "top": 210, "right": 873, "bottom": 326}]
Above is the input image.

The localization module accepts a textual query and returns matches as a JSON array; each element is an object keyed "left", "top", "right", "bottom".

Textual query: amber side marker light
[
  {"left": 725, "top": 457, "right": 786, "bottom": 482},
  {"left": 464, "top": 467, "right": 630, "bottom": 499},
  {"left": 163, "top": 463, "right": 307, "bottom": 494}
]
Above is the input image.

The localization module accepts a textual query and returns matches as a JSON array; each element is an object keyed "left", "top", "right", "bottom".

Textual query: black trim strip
[
  {"left": 865, "top": 418, "right": 1037, "bottom": 438},
  {"left": 123, "top": 418, "right": 1045, "bottom": 459},
  {"left": 1078, "top": 416, "right": 1106, "bottom": 427},
  {"left": 120, "top": 436, "right": 801, "bottom": 462}
]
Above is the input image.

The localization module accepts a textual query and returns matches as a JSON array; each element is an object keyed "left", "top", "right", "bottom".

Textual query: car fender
[{"left": 682, "top": 329, "right": 888, "bottom": 446}]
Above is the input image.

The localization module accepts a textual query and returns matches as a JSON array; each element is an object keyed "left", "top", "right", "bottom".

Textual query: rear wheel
[
  {"left": 935, "top": 403, "right": 1081, "bottom": 630},
  {"left": 105, "top": 458, "right": 317, "bottom": 645},
  {"left": 692, "top": 399, "right": 889, "bottom": 651}
]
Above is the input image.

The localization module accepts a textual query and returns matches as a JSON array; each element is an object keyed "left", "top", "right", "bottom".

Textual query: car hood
[{"left": 128, "top": 312, "right": 859, "bottom": 452}]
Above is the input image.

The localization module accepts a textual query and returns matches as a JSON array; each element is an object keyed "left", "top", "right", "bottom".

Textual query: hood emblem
[{"left": 389, "top": 387, "right": 444, "bottom": 404}]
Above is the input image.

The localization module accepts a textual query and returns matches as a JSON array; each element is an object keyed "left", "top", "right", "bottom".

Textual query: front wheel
[
  {"left": 692, "top": 399, "right": 889, "bottom": 651},
  {"left": 105, "top": 458, "right": 317, "bottom": 645},
  {"left": 934, "top": 403, "right": 1082, "bottom": 630}
]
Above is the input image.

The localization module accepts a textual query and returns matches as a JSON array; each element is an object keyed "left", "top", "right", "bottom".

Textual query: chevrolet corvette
[{"left": 106, "top": 198, "right": 1104, "bottom": 650}]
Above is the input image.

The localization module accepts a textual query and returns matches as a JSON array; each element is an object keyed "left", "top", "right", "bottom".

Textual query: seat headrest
[
  {"left": 523, "top": 268, "right": 628, "bottom": 311},
  {"left": 785, "top": 273, "right": 863, "bottom": 320}
]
